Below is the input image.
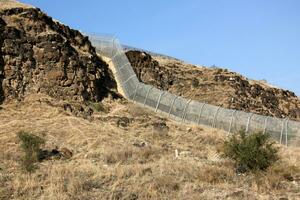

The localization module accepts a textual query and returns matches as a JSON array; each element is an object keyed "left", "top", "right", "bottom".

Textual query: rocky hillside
[
  {"left": 126, "top": 50, "right": 300, "bottom": 121},
  {"left": 0, "top": 2, "right": 299, "bottom": 200},
  {"left": 0, "top": 2, "right": 116, "bottom": 104}
]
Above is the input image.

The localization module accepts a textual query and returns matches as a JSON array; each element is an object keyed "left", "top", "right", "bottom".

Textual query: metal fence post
[
  {"left": 111, "top": 38, "right": 116, "bottom": 58},
  {"left": 228, "top": 110, "right": 237, "bottom": 134},
  {"left": 143, "top": 86, "right": 153, "bottom": 107},
  {"left": 280, "top": 119, "right": 286, "bottom": 145},
  {"left": 212, "top": 107, "right": 221, "bottom": 128},
  {"left": 132, "top": 82, "right": 141, "bottom": 102},
  {"left": 168, "top": 96, "right": 178, "bottom": 117},
  {"left": 246, "top": 113, "right": 254, "bottom": 133},
  {"left": 197, "top": 103, "right": 206, "bottom": 125},
  {"left": 181, "top": 99, "right": 192, "bottom": 122},
  {"left": 155, "top": 91, "right": 165, "bottom": 112},
  {"left": 263, "top": 116, "right": 269, "bottom": 134},
  {"left": 285, "top": 118, "right": 289, "bottom": 147}
]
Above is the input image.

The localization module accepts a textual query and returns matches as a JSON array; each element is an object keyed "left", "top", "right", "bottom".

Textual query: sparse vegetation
[
  {"left": 89, "top": 101, "right": 107, "bottom": 113},
  {"left": 17, "top": 131, "right": 45, "bottom": 172},
  {"left": 0, "top": 95, "right": 299, "bottom": 199},
  {"left": 222, "top": 130, "right": 279, "bottom": 172}
]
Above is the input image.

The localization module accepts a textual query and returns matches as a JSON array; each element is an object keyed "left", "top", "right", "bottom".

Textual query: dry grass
[
  {"left": 0, "top": 94, "right": 299, "bottom": 199},
  {"left": 0, "top": 0, "right": 32, "bottom": 11}
]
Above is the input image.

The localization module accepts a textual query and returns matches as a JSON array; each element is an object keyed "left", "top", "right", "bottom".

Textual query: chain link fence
[{"left": 88, "top": 35, "right": 300, "bottom": 147}]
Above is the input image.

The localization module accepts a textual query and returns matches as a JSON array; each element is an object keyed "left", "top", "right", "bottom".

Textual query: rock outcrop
[
  {"left": 0, "top": 4, "right": 116, "bottom": 103},
  {"left": 126, "top": 50, "right": 300, "bottom": 121}
]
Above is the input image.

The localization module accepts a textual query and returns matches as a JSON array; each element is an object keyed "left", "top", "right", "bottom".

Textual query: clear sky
[{"left": 21, "top": 0, "right": 300, "bottom": 96}]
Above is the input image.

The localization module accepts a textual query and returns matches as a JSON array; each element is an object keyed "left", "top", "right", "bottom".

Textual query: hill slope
[
  {"left": 0, "top": 1, "right": 299, "bottom": 200},
  {"left": 1, "top": 93, "right": 299, "bottom": 200},
  {"left": 0, "top": 1, "right": 116, "bottom": 104},
  {"left": 126, "top": 50, "right": 300, "bottom": 121}
]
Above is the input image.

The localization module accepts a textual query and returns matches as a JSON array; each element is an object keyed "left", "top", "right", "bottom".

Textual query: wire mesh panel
[
  {"left": 169, "top": 97, "right": 189, "bottom": 120},
  {"left": 133, "top": 83, "right": 152, "bottom": 105},
  {"left": 184, "top": 101, "right": 203, "bottom": 124},
  {"left": 88, "top": 35, "right": 117, "bottom": 57},
  {"left": 215, "top": 108, "right": 235, "bottom": 132},
  {"left": 265, "top": 117, "right": 284, "bottom": 143},
  {"left": 230, "top": 111, "right": 252, "bottom": 133},
  {"left": 247, "top": 114, "right": 266, "bottom": 134},
  {"left": 156, "top": 91, "right": 177, "bottom": 113},
  {"left": 288, "top": 120, "right": 300, "bottom": 146},
  {"left": 122, "top": 76, "right": 139, "bottom": 98},
  {"left": 114, "top": 64, "right": 137, "bottom": 83},
  {"left": 144, "top": 87, "right": 163, "bottom": 109},
  {"left": 199, "top": 104, "right": 220, "bottom": 127},
  {"left": 112, "top": 52, "right": 131, "bottom": 68}
]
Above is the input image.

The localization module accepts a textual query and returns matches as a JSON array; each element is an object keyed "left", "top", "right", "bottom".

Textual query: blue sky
[{"left": 21, "top": 0, "right": 300, "bottom": 95}]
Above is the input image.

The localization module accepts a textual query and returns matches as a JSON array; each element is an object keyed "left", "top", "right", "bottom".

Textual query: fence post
[
  {"left": 168, "top": 96, "right": 178, "bottom": 117},
  {"left": 246, "top": 113, "right": 254, "bottom": 133},
  {"left": 285, "top": 118, "right": 289, "bottom": 147},
  {"left": 280, "top": 118, "right": 286, "bottom": 145},
  {"left": 228, "top": 110, "right": 237, "bottom": 134},
  {"left": 111, "top": 37, "right": 120, "bottom": 58},
  {"left": 155, "top": 91, "right": 165, "bottom": 112},
  {"left": 212, "top": 107, "right": 221, "bottom": 128},
  {"left": 143, "top": 86, "right": 153, "bottom": 107},
  {"left": 111, "top": 38, "right": 116, "bottom": 58},
  {"left": 263, "top": 116, "right": 270, "bottom": 134},
  {"left": 181, "top": 99, "right": 192, "bottom": 122},
  {"left": 132, "top": 82, "right": 141, "bottom": 102},
  {"left": 197, "top": 103, "right": 206, "bottom": 125}
]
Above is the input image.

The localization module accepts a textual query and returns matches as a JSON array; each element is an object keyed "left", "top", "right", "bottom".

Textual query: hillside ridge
[{"left": 125, "top": 50, "right": 300, "bottom": 121}]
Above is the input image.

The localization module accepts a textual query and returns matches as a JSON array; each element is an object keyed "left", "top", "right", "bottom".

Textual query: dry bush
[
  {"left": 263, "top": 162, "right": 300, "bottom": 190},
  {"left": 0, "top": 171, "right": 12, "bottom": 200},
  {"left": 104, "top": 147, "right": 133, "bottom": 164},
  {"left": 197, "top": 164, "right": 235, "bottom": 184},
  {"left": 151, "top": 175, "right": 180, "bottom": 192},
  {"left": 103, "top": 146, "right": 163, "bottom": 165},
  {"left": 126, "top": 104, "right": 154, "bottom": 118}
]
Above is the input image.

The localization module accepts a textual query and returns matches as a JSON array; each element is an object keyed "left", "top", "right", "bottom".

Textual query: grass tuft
[{"left": 17, "top": 131, "right": 45, "bottom": 172}]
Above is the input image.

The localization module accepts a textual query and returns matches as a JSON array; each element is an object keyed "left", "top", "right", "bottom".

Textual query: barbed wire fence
[{"left": 88, "top": 34, "right": 300, "bottom": 147}]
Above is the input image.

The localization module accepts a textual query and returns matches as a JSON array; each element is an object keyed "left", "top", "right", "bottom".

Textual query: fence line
[{"left": 88, "top": 34, "right": 300, "bottom": 147}]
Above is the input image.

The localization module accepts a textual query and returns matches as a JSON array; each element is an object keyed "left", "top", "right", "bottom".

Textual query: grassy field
[{"left": 0, "top": 94, "right": 299, "bottom": 200}]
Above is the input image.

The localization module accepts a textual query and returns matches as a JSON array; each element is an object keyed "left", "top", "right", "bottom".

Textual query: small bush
[
  {"left": 222, "top": 130, "right": 279, "bottom": 172},
  {"left": 88, "top": 102, "right": 107, "bottom": 113},
  {"left": 17, "top": 131, "right": 45, "bottom": 172}
]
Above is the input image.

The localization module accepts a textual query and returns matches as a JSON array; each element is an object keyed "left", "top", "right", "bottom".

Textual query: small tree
[
  {"left": 17, "top": 131, "right": 45, "bottom": 172},
  {"left": 222, "top": 130, "right": 279, "bottom": 172}
]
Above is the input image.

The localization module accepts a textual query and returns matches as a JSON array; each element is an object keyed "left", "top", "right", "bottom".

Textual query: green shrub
[
  {"left": 88, "top": 102, "right": 107, "bottom": 112},
  {"left": 17, "top": 131, "right": 45, "bottom": 172},
  {"left": 222, "top": 130, "right": 279, "bottom": 172}
]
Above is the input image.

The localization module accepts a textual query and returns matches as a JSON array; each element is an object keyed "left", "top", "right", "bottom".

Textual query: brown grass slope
[
  {"left": 0, "top": 94, "right": 299, "bottom": 200},
  {"left": 126, "top": 51, "right": 300, "bottom": 121}
]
